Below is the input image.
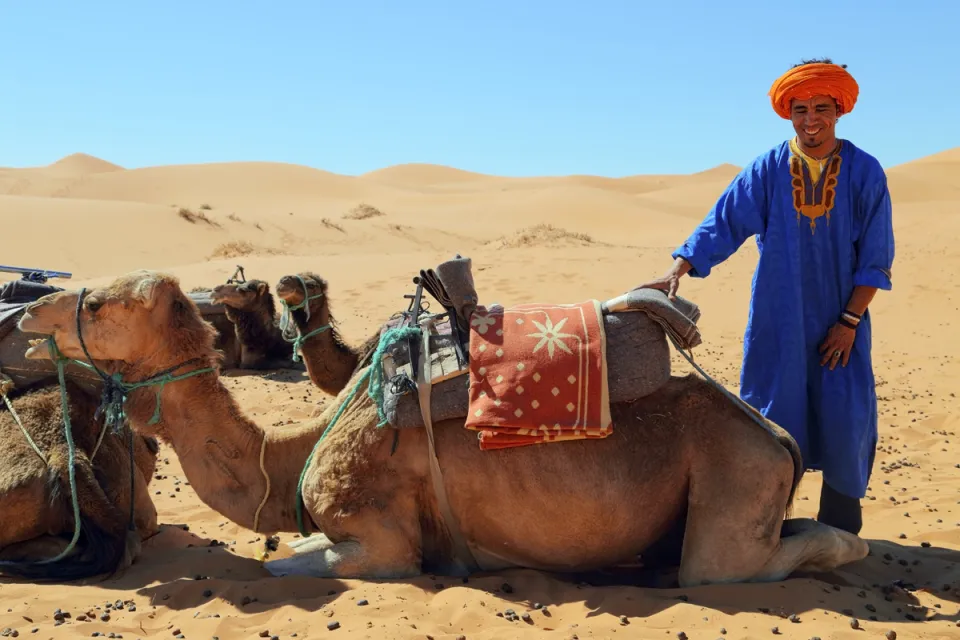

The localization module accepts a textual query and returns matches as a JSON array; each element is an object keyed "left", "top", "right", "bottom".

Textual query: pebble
[{"left": 326, "top": 621, "right": 340, "bottom": 630}]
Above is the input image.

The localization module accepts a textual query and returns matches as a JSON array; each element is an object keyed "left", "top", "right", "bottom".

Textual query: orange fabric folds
[
  {"left": 463, "top": 301, "right": 612, "bottom": 450},
  {"left": 768, "top": 63, "right": 859, "bottom": 119}
]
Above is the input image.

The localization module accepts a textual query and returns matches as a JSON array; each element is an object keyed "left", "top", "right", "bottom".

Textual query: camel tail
[
  {"left": 0, "top": 452, "right": 128, "bottom": 581},
  {"left": 776, "top": 429, "right": 804, "bottom": 518}
]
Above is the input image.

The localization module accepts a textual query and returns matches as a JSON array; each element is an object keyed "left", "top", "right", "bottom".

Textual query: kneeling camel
[
  {"left": 0, "top": 376, "right": 160, "bottom": 580},
  {"left": 17, "top": 269, "right": 869, "bottom": 586}
]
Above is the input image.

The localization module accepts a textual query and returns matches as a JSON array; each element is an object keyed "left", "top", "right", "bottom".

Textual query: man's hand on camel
[{"left": 631, "top": 257, "right": 692, "bottom": 301}]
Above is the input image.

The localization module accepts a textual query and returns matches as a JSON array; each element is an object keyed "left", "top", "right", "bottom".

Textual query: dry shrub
[
  {"left": 343, "top": 203, "right": 385, "bottom": 220},
  {"left": 208, "top": 241, "right": 285, "bottom": 260},
  {"left": 488, "top": 223, "right": 599, "bottom": 249},
  {"left": 178, "top": 207, "right": 220, "bottom": 227},
  {"left": 321, "top": 218, "right": 346, "bottom": 233}
]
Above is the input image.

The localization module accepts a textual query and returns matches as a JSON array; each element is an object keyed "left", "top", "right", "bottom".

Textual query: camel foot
[
  {"left": 263, "top": 540, "right": 420, "bottom": 580},
  {"left": 287, "top": 533, "right": 333, "bottom": 553},
  {"left": 779, "top": 518, "right": 870, "bottom": 575}
]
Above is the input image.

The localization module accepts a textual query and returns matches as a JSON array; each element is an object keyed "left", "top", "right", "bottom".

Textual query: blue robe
[{"left": 673, "top": 138, "right": 895, "bottom": 499}]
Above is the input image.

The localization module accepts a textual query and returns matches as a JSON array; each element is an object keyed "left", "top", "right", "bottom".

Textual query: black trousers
[{"left": 816, "top": 446, "right": 876, "bottom": 535}]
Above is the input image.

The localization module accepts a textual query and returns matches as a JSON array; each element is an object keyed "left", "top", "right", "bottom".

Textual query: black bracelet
[
  {"left": 838, "top": 316, "right": 858, "bottom": 330},
  {"left": 843, "top": 309, "right": 862, "bottom": 319}
]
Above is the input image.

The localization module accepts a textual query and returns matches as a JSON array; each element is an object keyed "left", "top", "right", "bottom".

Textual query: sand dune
[{"left": 1, "top": 147, "right": 958, "bottom": 640}]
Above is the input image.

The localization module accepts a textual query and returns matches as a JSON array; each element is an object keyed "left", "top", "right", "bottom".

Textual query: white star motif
[
  {"left": 471, "top": 314, "right": 496, "bottom": 334},
  {"left": 526, "top": 315, "right": 575, "bottom": 359}
]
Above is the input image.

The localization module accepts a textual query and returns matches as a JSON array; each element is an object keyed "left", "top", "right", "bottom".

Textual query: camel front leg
[
  {"left": 753, "top": 517, "right": 869, "bottom": 579},
  {"left": 264, "top": 539, "right": 421, "bottom": 580},
  {"left": 286, "top": 532, "right": 333, "bottom": 552},
  {"left": 263, "top": 511, "right": 422, "bottom": 580}
]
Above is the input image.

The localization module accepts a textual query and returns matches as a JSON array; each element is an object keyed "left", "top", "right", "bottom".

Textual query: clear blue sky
[{"left": 2, "top": 1, "right": 956, "bottom": 176}]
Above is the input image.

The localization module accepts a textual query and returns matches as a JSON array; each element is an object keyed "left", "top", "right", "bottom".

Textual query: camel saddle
[
  {"left": 376, "top": 257, "right": 702, "bottom": 430},
  {"left": 372, "top": 256, "right": 702, "bottom": 576},
  {"left": 0, "top": 280, "right": 107, "bottom": 396}
]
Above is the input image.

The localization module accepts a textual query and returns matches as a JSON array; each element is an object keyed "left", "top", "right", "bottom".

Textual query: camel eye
[{"left": 86, "top": 298, "right": 102, "bottom": 312}]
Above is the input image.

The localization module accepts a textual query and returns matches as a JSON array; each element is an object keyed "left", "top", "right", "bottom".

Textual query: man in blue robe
[{"left": 635, "top": 58, "right": 895, "bottom": 534}]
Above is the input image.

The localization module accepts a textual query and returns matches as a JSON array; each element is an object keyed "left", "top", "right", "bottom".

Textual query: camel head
[
  {"left": 275, "top": 272, "right": 330, "bottom": 324},
  {"left": 18, "top": 270, "right": 219, "bottom": 371},
  {"left": 211, "top": 279, "right": 273, "bottom": 313}
]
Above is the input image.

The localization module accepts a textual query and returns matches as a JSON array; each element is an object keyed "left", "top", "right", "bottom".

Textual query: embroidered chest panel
[{"left": 788, "top": 141, "right": 844, "bottom": 235}]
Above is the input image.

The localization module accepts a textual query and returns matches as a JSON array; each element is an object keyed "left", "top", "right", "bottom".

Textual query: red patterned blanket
[{"left": 463, "top": 300, "right": 612, "bottom": 450}]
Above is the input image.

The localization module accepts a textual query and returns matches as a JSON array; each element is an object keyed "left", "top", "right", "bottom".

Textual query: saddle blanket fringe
[{"left": 463, "top": 300, "right": 612, "bottom": 450}]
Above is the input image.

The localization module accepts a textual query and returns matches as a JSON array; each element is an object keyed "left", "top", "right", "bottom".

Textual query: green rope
[
  {"left": 37, "top": 338, "right": 83, "bottom": 564},
  {"left": 278, "top": 275, "right": 328, "bottom": 362},
  {"left": 24, "top": 337, "right": 215, "bottom": 566},
  {"left": 294, "top": 324, "right": 422, "bottom": 537},
  {"left": 1, "top": 390, "right": 47, "bottom": 464},
  {"left": 61, "top": 348, "right": 215, "bottom": 428},
  {"left": 288, "top": 324, "right": 330, "bottom": 363}
]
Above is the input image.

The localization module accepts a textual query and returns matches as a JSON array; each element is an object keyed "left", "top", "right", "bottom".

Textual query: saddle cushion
[
  {"left": 463, "top": 300, "right": 612, "bottom": 450},
  {"left": 382, "top": 302, "right": 676, "bottom": 430}
]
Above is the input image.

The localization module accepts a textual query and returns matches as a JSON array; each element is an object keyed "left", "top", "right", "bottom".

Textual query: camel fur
[
  {"left": 187, "top": 286, "right": 241, "bottom": 370},
  {"left": 17, "top": 269, "right": 870, "bottom": 587},
  {"left": 0, "top": 374, "right": 160, "bottom": 581},
  {"left": 210, "top": 279, "right": 303, "bottom": 371},
  {"left": 274, "top": 273, "right": 379, "bottom": 394}
]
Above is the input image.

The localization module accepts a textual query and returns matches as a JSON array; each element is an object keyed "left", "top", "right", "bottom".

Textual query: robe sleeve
[
  {"left": 671, "top": 160, "right": 769, "bottom": 279},
  {"left": 853, "top": 170, "right": 895, "bottom": 290}
]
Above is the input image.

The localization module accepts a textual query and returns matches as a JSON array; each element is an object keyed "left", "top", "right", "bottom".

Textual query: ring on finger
[{"left": 832, "top": 350, "right": 842, "bottom": 358}]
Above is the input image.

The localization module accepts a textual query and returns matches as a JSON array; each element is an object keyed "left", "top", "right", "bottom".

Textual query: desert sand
[{"left": 1, "top": 148, "right": 958, "bottom": 639}]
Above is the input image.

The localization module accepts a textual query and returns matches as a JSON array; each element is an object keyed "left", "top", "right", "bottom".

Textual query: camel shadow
[
  {"left": 117, "top": 525, "right": 352, "bottom": 612},
  {"left": 474, "top": 537, "right": 960, "bottom": 628},
  {"left": 222, "top": 367, "right": 310, "bottom": 384}
]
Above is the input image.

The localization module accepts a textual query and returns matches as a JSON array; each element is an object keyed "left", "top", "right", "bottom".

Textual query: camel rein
[
  {"left": 278, "top": 275, "right": 330, "bottom": 362},
  {"left": 13, "top": 289, "right": 215, "bottom": 566}
]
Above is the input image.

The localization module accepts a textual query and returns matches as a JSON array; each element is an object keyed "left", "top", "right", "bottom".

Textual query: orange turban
[{"left": 768, "top": 63, "right": 859, "bottom": 119}]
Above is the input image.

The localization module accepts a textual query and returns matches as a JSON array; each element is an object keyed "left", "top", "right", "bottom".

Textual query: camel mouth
[
  {"left": 274, "top": 279, "right": 300, "bottom": 301},
  {"left": 17, "top": 307, "right": 51, "bottom": 336},
  {"left": 210, "top": 284, "right": 240, "bottom": 304},
  {"left": 24, "top": 338, "right": 53, "bottom": 361}
]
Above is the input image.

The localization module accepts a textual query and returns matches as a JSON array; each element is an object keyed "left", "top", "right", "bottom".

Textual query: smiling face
[{"left": 790, "top": 95, "right": 839, "bottom": 155}]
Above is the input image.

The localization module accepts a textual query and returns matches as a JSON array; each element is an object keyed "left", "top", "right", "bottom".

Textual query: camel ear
[
  {"left": 134, "top": 276, "right": 170, "bottom": 310},
  {"left": 256, "top": 282, "right": 267, "bottom": 297}
]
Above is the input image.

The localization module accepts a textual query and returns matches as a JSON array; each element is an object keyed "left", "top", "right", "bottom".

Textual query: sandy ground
[{"left": 1, "top": 149, "right": 958, "bottom": 639}]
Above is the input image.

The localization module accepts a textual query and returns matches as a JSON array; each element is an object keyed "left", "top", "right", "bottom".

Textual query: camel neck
[
  {"left": 295, "top": 308, "right": 358, "bottom": 395},
  {"left": 225, "top": 305, "right": 286, "bottom": 357},
  {"left": 123, "top": 372, "right": 323, "bottom": 534}
]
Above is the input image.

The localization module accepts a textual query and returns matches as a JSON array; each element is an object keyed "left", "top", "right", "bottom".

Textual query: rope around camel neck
[
  {"left": 14, "top": 333, "right": 216, "bottom": 567},
  {"left": 278, "top": 275, "right": 330, "bottom": 362},
  {"left": 252, "top": 432, "right": 270, "bottom": 533}
]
